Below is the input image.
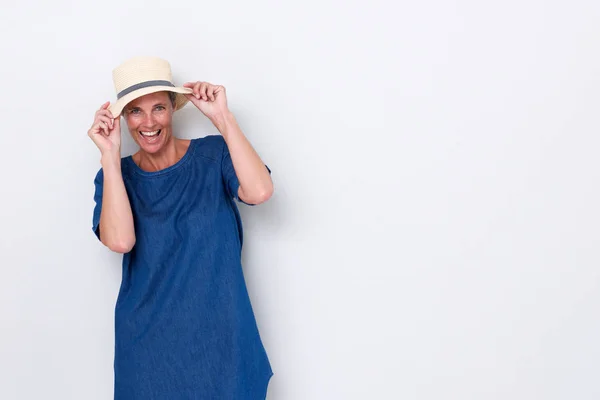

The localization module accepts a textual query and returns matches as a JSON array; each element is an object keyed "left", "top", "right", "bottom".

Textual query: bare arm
[
  {"left": 182, "top": 82, "right": 274, "bottom": 205},
  {"left": 98, "top": 153, "right": 136, "bottom": 253},
  {"left": 215, "top": 111, "right": 274, "bottom": 205},
  {"left": 89, "top": 102, "right": 136, "bottom": 253}
]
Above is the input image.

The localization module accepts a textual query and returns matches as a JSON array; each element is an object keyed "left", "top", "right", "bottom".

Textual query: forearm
[
  {"left": 214, "top": 112, "right": 273, "bottom": 203},
  {"left": 99, "top": 153, "right": 136, "bottom": 253}
]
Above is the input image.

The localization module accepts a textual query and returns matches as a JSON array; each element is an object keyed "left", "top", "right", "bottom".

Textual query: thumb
[
  {"left": 111, "top": 116, "right": 121, "bottom": 133},
  {"left": 184, "top": 93, "right": 202, "bottom": 106}
]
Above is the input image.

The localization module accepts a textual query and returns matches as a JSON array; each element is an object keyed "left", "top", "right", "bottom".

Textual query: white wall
[{"left": 1, "top": 1, "right": 600, "bottom": 399}]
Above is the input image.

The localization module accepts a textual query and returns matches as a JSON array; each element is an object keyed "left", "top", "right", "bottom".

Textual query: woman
[{"left": 88, "top": 56, "right": 274, "bottom": 399}]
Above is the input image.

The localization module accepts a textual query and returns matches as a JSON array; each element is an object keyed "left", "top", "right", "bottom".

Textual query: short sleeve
[
  {"left": 221, "top": 139, "right": 271, "bottom": 206},
  {"left": 92, "top": 168, "right": 103, "bottom": 240}
]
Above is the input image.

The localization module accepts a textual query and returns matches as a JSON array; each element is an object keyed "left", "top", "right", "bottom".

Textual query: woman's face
[{"left": 122, "top": 91, "right": 174, "bottom": 154}]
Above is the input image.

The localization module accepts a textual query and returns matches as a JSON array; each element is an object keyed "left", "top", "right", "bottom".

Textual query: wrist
[
  {"left": 211, "top": 110, "right": 235, "bottom": 133},
  {"left": 101, "top": 151, "right": 122, "bottom": 170}
]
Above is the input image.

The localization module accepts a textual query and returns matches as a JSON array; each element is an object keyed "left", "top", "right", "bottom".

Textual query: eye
[
  {"left": 155, "top": 106, "right": 165, "bottom": 111},
  {"left": 130, "top": 109, "right": 140, "bottom": 114}
]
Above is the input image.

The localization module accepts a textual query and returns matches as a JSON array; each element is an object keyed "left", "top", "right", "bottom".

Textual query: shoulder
[{"left": 191, "top": 135, "right": 226, "bottom": 163}]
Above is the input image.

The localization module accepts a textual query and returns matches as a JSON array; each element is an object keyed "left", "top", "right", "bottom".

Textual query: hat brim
[{"left": 108, "top": 86, "right": 193, "bottom": 117}]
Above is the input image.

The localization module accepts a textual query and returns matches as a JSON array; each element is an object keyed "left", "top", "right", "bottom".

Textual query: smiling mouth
[{"left": 140, "top": 129, "right": 161, "bottom": 137}]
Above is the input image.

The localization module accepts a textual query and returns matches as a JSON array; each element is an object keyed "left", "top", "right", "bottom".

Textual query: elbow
[
  {"left": 251, "top": 185, "right": 274, "bottom": 205},
  {"left": 105, "top": 236, "right": 136, "bottom": 254},
  {"left": 239, "top": 182, "right": 274, "bottom": 205},
  {"left": 258, "top": 186, "right": 274, "bottom": 203},
  {"left": 97, "top": 222, "right": 136, "bottom": 253}
]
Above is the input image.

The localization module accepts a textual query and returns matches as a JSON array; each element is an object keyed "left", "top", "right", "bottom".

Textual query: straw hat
[{"left": 109, "top": 56, "right": 193, "bottom": 117}]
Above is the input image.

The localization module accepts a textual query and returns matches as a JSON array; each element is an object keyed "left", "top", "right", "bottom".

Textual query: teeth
[{"left": 140, "top": 130, "right": 160, "bottom": 136}]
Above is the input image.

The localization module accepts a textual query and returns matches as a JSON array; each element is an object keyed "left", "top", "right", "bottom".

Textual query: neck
[{"left": 134, "top": 137, "right": 188, "bottom": 172}]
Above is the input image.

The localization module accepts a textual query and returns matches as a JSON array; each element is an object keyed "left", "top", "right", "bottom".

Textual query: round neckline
[{"left": 126, "top": 139, "right": 196, "bottom": 178}]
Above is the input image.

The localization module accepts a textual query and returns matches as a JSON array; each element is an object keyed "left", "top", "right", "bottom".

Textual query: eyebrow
[{"left": 127, "top": 103, "right": 167, "bottom": 110}]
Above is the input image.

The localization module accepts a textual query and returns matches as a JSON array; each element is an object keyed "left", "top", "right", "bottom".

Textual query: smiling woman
[
  {"left": 122, "top": 92, "right": 177, "bottom": 155},
  {"left": 86, "top": 56, "right": 274, "bottom": 400}
]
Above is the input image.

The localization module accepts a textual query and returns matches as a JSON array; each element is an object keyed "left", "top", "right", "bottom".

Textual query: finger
[
  {"left": 95, "top": 111, "right": 115, "bottom": 129},
  {"left": 97, "top": 115, "right": 113, "bottom": 130},
  {"left": 183, "top": 82, "right": 200, "bottom": 99},
  {"left": 97, "top": 122, "right": 105, "bottom": 136},
  {"left": 200, "top": 82, "right": 209, "bottom": 100},
  {"left": 89, "top": 122, "right": 103, "bottom": 137},
  {"left": 99, "top": 101, "right": 110, "bottom": 111},
  {"left": 207, "top": 85, "right": 215, "bottom": 101},
  {"left": 88, "top": 126, "right": 109, "bottom": 146},
  {"left": 193, "top": 82, "right": 201, "bottom": 99},
  {"left": 103, "top": 111, "right": 116, "bottom": 123},
  {"left": 213, "top": 85, "right": 224, "bottom": 99},
  {"left": 99, "top": 121, "right": 109, "bottom": 136},
  {"left": 199, "top": 82, "right": 208, "bottom": 101},
  {"left": 95, "top": 109, "right": 114, "bottom": 120}
]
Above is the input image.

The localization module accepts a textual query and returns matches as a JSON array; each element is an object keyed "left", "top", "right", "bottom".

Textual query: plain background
[{"left": 1, "top": 1, "right": 600, "bottom": 399}]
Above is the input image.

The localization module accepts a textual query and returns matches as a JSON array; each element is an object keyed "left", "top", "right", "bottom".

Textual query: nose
[{"left": 143, "top": 112, "right": 156, "bottom": 127}]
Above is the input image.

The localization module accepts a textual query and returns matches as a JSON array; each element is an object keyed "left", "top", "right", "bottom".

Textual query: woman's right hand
[{"left": 88, "top": 102, "right": 121, "bottom": 156}]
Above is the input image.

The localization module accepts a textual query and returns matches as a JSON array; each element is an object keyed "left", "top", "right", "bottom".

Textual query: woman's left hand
[{"left": 183, "top": 81, "right": 229, "bottom": 122}]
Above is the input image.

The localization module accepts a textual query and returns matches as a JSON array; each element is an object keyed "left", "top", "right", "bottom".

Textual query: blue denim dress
[{"left": 92, "top": 135, "right": 273, "bottom": 399}]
